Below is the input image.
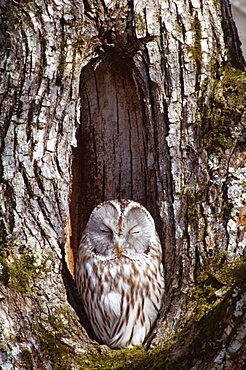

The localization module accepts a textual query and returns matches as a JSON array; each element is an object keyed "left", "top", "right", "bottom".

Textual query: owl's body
[{"left": 75, "top": 199, "right": 164, "bottom": 349}]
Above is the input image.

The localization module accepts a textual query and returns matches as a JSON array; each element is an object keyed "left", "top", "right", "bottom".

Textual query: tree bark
[{"left": 0, "top": 0, "right": 245, "bottom": 369}]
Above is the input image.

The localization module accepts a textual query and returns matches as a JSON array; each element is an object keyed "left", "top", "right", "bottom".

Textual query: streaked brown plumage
[{"left": 75, "top": 199, "right": 164, "bottom": 349}]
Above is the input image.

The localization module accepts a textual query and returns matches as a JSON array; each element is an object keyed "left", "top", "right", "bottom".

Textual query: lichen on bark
[{"left": 0, "top": 0, "right": 245, "bottom": 368}]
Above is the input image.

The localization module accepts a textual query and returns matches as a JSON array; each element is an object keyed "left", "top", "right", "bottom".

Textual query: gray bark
[{"left": 0, "top": 0, "right": 245, "bottom": 369}]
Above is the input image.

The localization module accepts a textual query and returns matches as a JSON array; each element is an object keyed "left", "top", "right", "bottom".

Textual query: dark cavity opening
[
  {"left": 69, "top": 53, "right": 161, "bottom": 275},
  {"left": 65, "top": 51, "right": 175, "bottom": 344}
]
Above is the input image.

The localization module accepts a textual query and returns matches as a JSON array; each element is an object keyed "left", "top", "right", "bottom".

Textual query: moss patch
[
  {"left": 20, "top": 349, "right": 34, "bottom": 370},
  {"left": 189, "top": 257, "right": 244, "bottom": 320},
  {"left": 201, "top": 64, "right": 246, "bottom": 155},
  {"left": 192, "top": 15, "right": 202, "bottom": 89},
  {"left": 36, "top": 325, "right": 151, "bottom": 370},
  {"left": 1, "top": 247, "right": 244, "bottom": 369},
  {"left": 38, "top": 327, "right": 74, "bottom": 370},
  {"left": 31, "top": 257, "right": 244, "bottom": 370},
  {"left": 0, "top": 246, "right": 40, "bottom": 293},
  {"left": 8, "top": 256, "right": 38, "bottom": 293}
]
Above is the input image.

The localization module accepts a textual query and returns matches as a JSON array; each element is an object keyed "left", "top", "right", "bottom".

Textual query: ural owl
[{"left": 75, "top": 199, "right": 164, "bottom": 349}]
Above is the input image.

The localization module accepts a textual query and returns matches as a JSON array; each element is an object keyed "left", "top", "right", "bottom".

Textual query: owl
[{"left": 75, "top": 199, "right": 164, "bottom": 349}]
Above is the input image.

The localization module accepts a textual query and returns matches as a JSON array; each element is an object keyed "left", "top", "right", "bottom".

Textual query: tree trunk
[{"left": 0, "top": 0, "right": 245, "bottom": 369}]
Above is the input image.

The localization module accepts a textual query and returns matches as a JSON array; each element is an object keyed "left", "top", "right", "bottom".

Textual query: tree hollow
[{"left": 69, "top": 53, "right": 161, "bottom": 274}]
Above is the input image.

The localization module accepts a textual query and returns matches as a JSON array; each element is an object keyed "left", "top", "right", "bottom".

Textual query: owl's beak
[{"left": 117, "top": 243, "right": 122, "bottom": 253}]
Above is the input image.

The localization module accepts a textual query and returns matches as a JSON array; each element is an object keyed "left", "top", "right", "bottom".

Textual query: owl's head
[{"left": 85, "top": 199, "right": 159, "bottom": 258}]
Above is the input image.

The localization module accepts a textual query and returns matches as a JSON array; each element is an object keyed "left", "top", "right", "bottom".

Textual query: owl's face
[{"left": 85, "top": 200, "right": 157, "bottom": 258}]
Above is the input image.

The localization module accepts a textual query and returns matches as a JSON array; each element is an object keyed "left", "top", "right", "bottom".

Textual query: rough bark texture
[{"left": 0, "top": 0, "right": 245, "bottom": 369}]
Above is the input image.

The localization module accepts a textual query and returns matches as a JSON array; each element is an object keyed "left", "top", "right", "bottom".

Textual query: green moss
[
  {"left": 146, "top": 263, "right": 245, "bottom": 370},
  {"left": 201, "top": 64, "right": 246, "bottom": 155},
  {"left": 8, "top": 256, "right": 38, "bottom": 293},
  {"left": 161, "top": 287, "right": 236, "bottom": 369},
  {"left": 180, "top": 186, "right": 207, "bottom": 245},
  {"left": 81, "top": 346, "right": 148, "bottom": 370},
  {"left": 11, "top": 261, "right": 245, "bottom": 370},
  {"left": 192, "top": 15, "right": 202, "bottom": 70},
  {"left": 190, "top": 259, "right": 243, "bottom": 322},
  {"left": 191, "top": 279, "right": 225, "bottom": 321},
  {"left": 184, "top": 186, "right": 205, "bottom": 223},
  {"left": 32, "top": 311, "right": 172, "bottom": 370},
  {"left": 39, "top": 328, "right": 73, "bottom": 370},
  {"left": 36, "top": 325, "right": 147, "bottom": 370},
  {"left": 78, "top": 344, "right": 180, "bottom": 370},
  {"left": 20, "top": 350, "right": 34, "bottom": 370},
  {"left": 0, "top": 250, "right": 39, "bottom": 293},
  {"left": 35, "top": 315, "right": 155, "bottom": 370}
]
